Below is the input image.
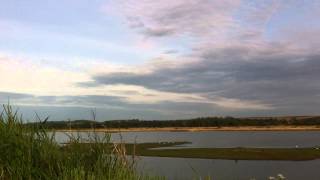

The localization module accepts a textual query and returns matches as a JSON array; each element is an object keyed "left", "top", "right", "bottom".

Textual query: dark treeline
[{"left": 27, "top": 116, "right": 320, "bottom": 129}]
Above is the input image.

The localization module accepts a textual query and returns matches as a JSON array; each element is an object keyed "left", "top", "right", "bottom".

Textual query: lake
[{"left": 55, "top": 131, "right": 320, "bottom": 180}]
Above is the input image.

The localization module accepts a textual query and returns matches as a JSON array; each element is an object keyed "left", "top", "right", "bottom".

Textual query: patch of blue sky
[
  {"left": 264, "top": 1, "right": 320, "bottom": 40},
  {"left": 0, "top": 0, "right": 105, "bottom": 26},
  {"left": 0, "top": 0, "right": 165, "bottom": 66},
  {"left": 0, "top": 19, "right": 161, "bottom": 65}
]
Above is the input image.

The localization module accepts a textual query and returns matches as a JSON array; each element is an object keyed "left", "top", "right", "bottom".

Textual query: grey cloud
[
  {"left": 1, "top": 94, "right": 235, "bottom": 121},
  {"left": 0, "top": 92, "right": 35, "bottom": 105},
  {"left": 143, "top": 27, "right": 175, "bottom": 37},
  {"left": 38, "top": 95, "right": 129, "bottom": 108},
  {"left": 13, "top": 101, "right": 220, "bottom": 121},
  {"left": 164, "top": 50, "right": 179, "bottom": 54},
  {"left": 0, "top": 92, "right": 34, "bottom": 100},
  {"left": 127, "top": 17, "right": 145, "bottom": 29},
  {"left": 0, "top": 92, "right": 128, "bottom": 109},
  {"left": 86, "top": 44, "right": 320, "bottom": 113}
]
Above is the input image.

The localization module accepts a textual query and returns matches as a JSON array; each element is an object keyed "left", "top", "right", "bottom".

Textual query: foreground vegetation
[
  {"left": 29, "top": 116, "right": 320, "bottom": 130},
  {"left": 0, "top": 105, "right": 161, "bottom": 180}
]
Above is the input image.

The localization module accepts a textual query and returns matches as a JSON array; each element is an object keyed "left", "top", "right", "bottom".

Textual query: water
[
  {"left": 55, "top": 131, "right": 320, "bottom": 148},
  {"left": 55, "top": 131, "right": 320, "bottom": 179},
  {"left": 137, "top": 157, "right": 320, "bottom": 180}
]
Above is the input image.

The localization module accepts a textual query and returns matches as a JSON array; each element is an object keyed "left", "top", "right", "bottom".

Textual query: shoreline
[{"left": 54, "top": 126, "right": 320, "bottom": 132}]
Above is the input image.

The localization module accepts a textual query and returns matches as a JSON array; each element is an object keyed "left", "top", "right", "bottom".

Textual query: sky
[{"left": 0, "top": 0, "right": 320, "bottom": 121}]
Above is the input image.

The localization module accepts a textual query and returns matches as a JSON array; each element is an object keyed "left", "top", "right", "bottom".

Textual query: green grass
[
  {"left": 0, "top": 105, "right": 163, "bottom": 180},
  {"left": 122, "top": 142, "right": 320, "bottom": 161}
]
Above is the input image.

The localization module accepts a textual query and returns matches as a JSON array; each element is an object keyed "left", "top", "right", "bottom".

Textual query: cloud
[
  {"left": 107, "top": 0, "right": 241, "bottom": 38},
  {"left": 0, "top": 91, "right": 131, "bottom": 110},
  {"left": 2, "top": 0, "right": 320, "bottom": 118},
  {"left": 58, "top": 0, "right": 320, "bottom": 116},
  {"left": 163, "top": 50, "right": 178, "bottom": 54},
  {"left": 0, "top": 53, "right": 90, "bottom": 96},
  {"left": 143, "top": 27, "right": 175, "bottom": 37},
  {"left": 85, "top": 41, "right": 320, "bottom": 112},
  {"left": 0, "top": 92, "right": 35, "bottom": 107},
  {"left": 105, "top": 0, "right": 290, "bottom": 46},
  {"left": 0, "top": 93, "right": 197, "bottom": 120},
  {"left": 0, "top": 91, "right": 272, "bottom": 121},
  {"left": 0, "top": 92, "right": 33, "bottom": 100},
  {"left": 2, "top": 53, "right": 244, "bottom": 110}
]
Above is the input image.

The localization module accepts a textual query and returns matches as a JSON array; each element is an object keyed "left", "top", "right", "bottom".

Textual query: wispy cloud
[{"left": 106, "top": 0, "right": 241, "bottom": 39}]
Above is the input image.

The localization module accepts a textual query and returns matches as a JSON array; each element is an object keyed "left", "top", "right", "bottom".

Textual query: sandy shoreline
[{"left": 55, "top": 126, "right": 320, "bottom": 132}]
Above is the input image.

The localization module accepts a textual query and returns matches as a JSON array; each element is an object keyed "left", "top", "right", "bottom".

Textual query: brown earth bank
[{"left": 56, "top": 126, "right": 320, "bottom": 133}]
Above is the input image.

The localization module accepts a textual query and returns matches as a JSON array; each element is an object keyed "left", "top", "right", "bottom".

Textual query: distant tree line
[{"left": 26, "top": 116, "right": 320, "bottom": 129}]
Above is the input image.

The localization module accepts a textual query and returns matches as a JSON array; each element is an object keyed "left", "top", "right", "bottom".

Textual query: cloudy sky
[{"left": 0, "top": 0, "right": 320, "bottom": 121}]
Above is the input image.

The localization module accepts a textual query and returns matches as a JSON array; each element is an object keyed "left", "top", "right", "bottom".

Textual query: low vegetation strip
[
  {"left": 73, "top": 141, "right": 320, "bottom": 161},
  {"left": 122, "top": 142, "right": 320, "bottom": 161}
]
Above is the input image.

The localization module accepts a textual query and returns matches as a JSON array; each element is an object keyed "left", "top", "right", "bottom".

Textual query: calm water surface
[
  {"left": 137, "top": 157, "right": 320, "bottom": 180},
  {"left": 55, "top": 131, "right": 320, "bottom": 180}
]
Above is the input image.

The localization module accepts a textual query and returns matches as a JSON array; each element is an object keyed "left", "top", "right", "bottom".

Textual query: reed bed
[{"left": 0, "top": 105, "right": 162, "bottom": 180}]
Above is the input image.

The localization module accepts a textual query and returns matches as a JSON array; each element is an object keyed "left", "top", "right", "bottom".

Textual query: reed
[{"left": 0, "top": 104, "right": 162, "bottom": 180}]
